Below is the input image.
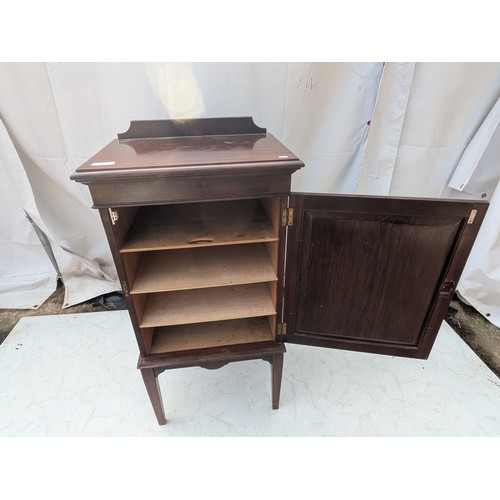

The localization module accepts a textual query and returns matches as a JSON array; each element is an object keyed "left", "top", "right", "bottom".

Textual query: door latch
[{"left": 439, "top": 280, "right": 456, "bottom": 298}]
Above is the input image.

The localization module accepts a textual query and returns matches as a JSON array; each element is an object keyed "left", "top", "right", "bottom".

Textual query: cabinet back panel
[{"left": 120, "top": 199, "right": 278, "bottom": 252}]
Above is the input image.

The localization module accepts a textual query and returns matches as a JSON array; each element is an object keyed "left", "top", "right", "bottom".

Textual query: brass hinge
[
  {"left": 277, "top": 322, "right": 287, "bottom": 339},
  {"left": 108, "top": 208, "right": 119, "bottom": 225},
  {"left": 281, "top": 208, "right": 294, "bottom": 226},
  {"left": 121, "top": 280, "right": 129, "bottom": 297},
  {"left": 467, "top": 209, "right": 477, "bottom": 224}
]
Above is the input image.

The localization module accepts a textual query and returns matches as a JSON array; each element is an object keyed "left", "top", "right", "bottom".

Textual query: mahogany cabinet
[{"left": 71, "top": 117, "right": 488, "bottom": 425}]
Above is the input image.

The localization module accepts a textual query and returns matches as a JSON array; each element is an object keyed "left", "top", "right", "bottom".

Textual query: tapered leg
[
  {"left": 141, "top": 368, "right": 167, "bottom": 425},
  {"left": 271, "top": 353, "right": 284, "bottom": 410}
]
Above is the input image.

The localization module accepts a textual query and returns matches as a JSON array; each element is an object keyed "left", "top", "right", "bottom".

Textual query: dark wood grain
[
  {"left": 117, "top": 116, "right": 266, "bottom": 139},
  {"left": 87, "top": 173, "right": 293, "bottom": 208},
  {"left": 98, "top": 207, "right": 149, "bottom": 355},
  {"left": 297, "top": 211, "right": 461, "bottom": 344},
  {"left": 71, "top": 134, "right": 302, "bottom": 184},
  {"left": 138, "top": 341, "right": 285, "bottom": 424},
  {"left": 271, "top": 353, "right": 284, "bottom": 409},
  {"left": 138, "top": 341, "right": 286, "bottom": 371},
  {"left": 284, "top": 194, "right": 488, "bottom": 358},
  {"left": 141, "top": 368, "right": 167, "bottom": 425}
]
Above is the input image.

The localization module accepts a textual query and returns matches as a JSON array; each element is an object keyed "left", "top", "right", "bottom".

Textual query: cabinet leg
[
  {"left": 271, "top": 353, "right": 284, "bottom": 410},
  {"left": 141, "top": 368, "right": 167, "bottom": 425}
]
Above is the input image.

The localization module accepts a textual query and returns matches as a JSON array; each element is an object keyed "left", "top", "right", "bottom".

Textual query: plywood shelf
[
  {"left": 120, "top": 200, "right": 278, "bottom": 252},
  {"left": 150, "top": 317, "right": 274, "bottom": 354},
  {"left": 140, "top": 283, "right": 276, "bottom": 328},
  {"left": 131, "top": 244, "right": 277, "bottom": 294}
]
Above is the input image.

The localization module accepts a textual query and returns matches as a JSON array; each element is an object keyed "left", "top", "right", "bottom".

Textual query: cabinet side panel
[
  {"left": 261, "top": 196, "right": 281, "bottom": 236},
  {"left": 98, "top": 208, "right": 148, "bottom": 355},
  {"left": 122, "top": 252, "right": 142, "bottom": 287}
]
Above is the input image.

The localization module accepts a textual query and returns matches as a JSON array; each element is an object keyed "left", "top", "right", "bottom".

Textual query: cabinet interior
[{"left": 115, "top": 197, "right": 281, "bottom": 354}]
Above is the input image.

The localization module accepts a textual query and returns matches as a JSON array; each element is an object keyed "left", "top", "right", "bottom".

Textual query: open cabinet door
[{"left": 283, "top": 194, "right": 488, "bottom": 359}]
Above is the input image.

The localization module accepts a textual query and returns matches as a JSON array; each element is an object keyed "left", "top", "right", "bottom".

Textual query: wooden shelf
[
  {"left": 131, "top": 244, "right": 277, "bottom": 294},
  {"left": 150, "top": 317, "right": 274, "bottom": 354},
  {"left": 120, "top": 200, "right": 278, "bottom": 252},
  {"left": 140, "top": 283, "right": 276, "bottom": 328}
]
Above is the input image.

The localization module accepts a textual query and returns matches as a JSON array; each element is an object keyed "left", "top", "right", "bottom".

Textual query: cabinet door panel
[{"left": 284, "top": 194, "right": 488, "bottom": 358}]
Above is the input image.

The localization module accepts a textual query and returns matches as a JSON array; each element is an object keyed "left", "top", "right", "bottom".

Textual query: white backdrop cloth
[{"left": 0, "top": 62, "right": 498, "bottom": 327}]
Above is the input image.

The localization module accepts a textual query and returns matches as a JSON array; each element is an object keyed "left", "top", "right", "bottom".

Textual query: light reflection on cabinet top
[{"left": 71, "top": 118, "right": 304, "bottom": 183}]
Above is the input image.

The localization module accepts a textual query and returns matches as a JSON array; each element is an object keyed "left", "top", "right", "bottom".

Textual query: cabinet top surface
[{"left": 72, "top": 133, "right": 303, "bottom": 183}]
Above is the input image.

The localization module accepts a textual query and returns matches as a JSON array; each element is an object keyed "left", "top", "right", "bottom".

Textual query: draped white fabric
[
  {"left": 0, "top": 120, "right": 57, "bottom": 308},
  {"left": 359, "top": 62, "right": 500, "bottom": 326},
  {"left": 0, "top": 62, "right": 498, "bottom": 326}
]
